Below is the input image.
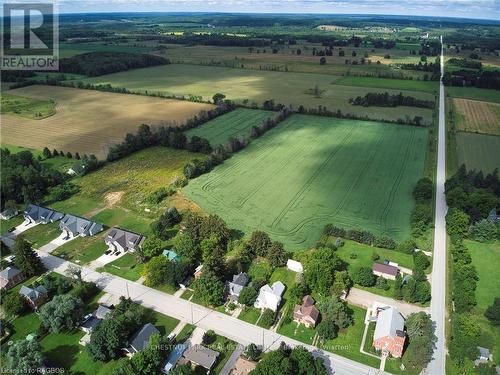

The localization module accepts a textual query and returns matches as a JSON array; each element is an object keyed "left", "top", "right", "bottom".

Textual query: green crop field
[
  {"left": 185, "top": 108, "right": 272, "bottom": 146},
  {"left": 455, "top": 132, "right": 500, "bottom": 173},
  {"left": 335, "top": 76, "right": 438, "bottom": 93},
  {"left": 447, "top": 87, "right": 500, "bottom": 104},
  {"left": 184, "top": 114, "right": 428, "bottom": 250},
  {"left": 1, "top": 93, "right": 55, "bottom": 119},
  {"left": 78, "top": 64, "right": 435, "bottom": 123}
]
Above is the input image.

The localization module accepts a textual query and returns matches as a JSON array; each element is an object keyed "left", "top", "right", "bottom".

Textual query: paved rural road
[
  {"left": 35, "top": 251, "right": 383, "bottom": 375},
  {"left": 426, "top": 36, "right": 448, "bottom": 375}
]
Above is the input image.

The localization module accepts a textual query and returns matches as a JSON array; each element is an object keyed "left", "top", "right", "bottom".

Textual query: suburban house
[
  {"left": 254, "top": 281, "right": 285, "bottom": 312},
  {"left": 124, "top": 323, "right": 160, "bottom": 356},
  {"left": 60, "top": 214, "right": 103, "bottom": 238},
  {"left": 226, "top": 272, "right": 249, "bottom": 302},
  {"left": 19, "top": 285, "right": 49, "bottom": 309},
  {"left": 475, "top": 346, "right": 493, "bottom": 366},
  {"left": 105, "top": 227, "right": 145, "bottom": 253},
  {"left": 0, "top": 208, "right": 18, "bottom": 220},
  {"left": 488, "top": 208, "right": 500, "bottom": 222},
  {"left": 194, "top": 265, "right": 204, "bottom": 279},
  {"left": 162, "top": 343, "right": 187, "bottom": 373},
  {"left": 372, "top": 306, "right": 406, "bottom": 358},
  {"left": 181, "top": 345, "right": 220, "bottom": 371},
  {"left": 80, "top": 305, "right": 113, "bottom": 333},
  {"left": 372, "top": 263, "right": 399, "bottom": 280},
  {"left": 162, "top": 249, "right": 181, "bottom": 262},
  {"left": 67, "top": 163, "right": 85, "bottom": 176},
  {"left": 0, "top": 267, "right": 25, "bottom": 290},
  {"left": 23, "top": 204, "right": 63, "bottom": 224},
  {"left": 293, "top": 295, "right": 320, "bottom": 328},
  {"left": 286, "top": 259, "right": 303, "bottom": 273}
]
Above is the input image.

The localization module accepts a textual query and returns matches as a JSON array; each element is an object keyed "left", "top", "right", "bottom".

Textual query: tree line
[
  {"left": 140, "top": 33, "right": 271, "bottom": 47},
  {"left": 349, "top": 92, "right": 435, "bottom": 109},
  {"left": 445, "top": 165, "right": 499, "bottom": 241},
  {"left": 59, "top": 51, "right": 169, "bottom": 77},
  {"left": 443, "top": 69, "right": 500, "bottom": 90}
]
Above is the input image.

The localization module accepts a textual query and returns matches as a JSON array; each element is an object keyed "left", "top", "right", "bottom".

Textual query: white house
[
  {"left": 286, "top": 259, "right": 303, "bottom": 273},
  {"left": 254, "top": 281, "right": 285, "bottom": 312}
]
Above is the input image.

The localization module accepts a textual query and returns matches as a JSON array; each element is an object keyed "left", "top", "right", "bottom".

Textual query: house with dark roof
[
  {"left": 475, "top": 346, "right": 493, "bottom": 366},
  {"left": 23, "top": 204, "right": 63, "bottom": 224},
  {"left": 0, "top": 208, "right": 18, "bottom": 220},
  {"left": 488, "top": 208, "right": 500, "bottom": 222},
  {"left": 293, "top": 295, "right": 320, "bottom": 328},
  {"left": 79, "top": 305, "right": 113, "bottom": 334},
  {"left": 105, "top": 227, "right": 145, "bottom": 253},
  {"left": 19, "top": 285, "right": 48, "bottom": 309},
  {"left": 372, "top": 263, "right": 399, "bottom": 280},
  {"left": 227, "top": 272, "right": 249, "bottom": 302},
  {"left": 182, "top": 344, "right": 220, "bottom": 371},
  {"left": 125, "top": 323, "right": 160, "bottom": 356},
  {"left": 60, "top": 214, "right": 103, "bottom": 238},
  {"left": 0, "top": 267, "right": 25, "bottom": 290},
  {"left": 372, "top": 306, "right": 406, "bottom": 358}
]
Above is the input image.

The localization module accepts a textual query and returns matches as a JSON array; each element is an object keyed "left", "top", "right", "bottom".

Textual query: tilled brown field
[
  {"left": 453, "top": 98, "right": 500, "bottom": 136},
  {"left": 1, "top": 85, "right": 213, "bottom": 158}
]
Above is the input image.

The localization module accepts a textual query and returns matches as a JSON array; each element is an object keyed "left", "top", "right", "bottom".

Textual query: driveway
[
  {"left": 347, "top": 287, "right": 428, "bottom": 317},
  {"left": 219, "top": 344, "right": 244, "bottom": 375},
  {"left": 10, "top": 220, "right": 39, "bottom": 236},
  {"left": 36, "top": 251, "right": 383, "bottom": 375},
  {"left": 89, "top": 247, "right": 128, "bottom": 268},
  {"left": 39, "top": 232, "right": 77, "bottom": 253}
]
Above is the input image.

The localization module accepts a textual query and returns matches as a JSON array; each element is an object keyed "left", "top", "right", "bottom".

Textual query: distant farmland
[
  {"left": 453, "top": 98, "right": 500, "bottom": 136},
  {"left": 78, "top": 64, "right": 435, "bottom": 124},
  {"left": 456, "top": 132, "right": 500, "bottom": 173},
  {"left": 184, "top": 114, "right": 429, "bottom": 250},
  {"left": 185, "top": 108, "right": 272, "bottom": 146},
  {"left": 1, "top": 85, "right": 213, "bottom": 158}
]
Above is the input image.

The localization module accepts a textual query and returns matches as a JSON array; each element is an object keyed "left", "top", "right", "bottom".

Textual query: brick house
[{"left": 372, "top": 306, "right": 406, "bottom": 358}]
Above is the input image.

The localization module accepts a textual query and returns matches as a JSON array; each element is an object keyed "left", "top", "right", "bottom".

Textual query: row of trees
[
  {"left": 106, "top": 103, "right": 234, "bottom": 162},
  {"left": 349, "top": 92, "right": 435, "bottom": 109},
  {"left": 59, "top": 51, "right": 169, "bottom": 77},
  {"left": 445, "top": 166, "right": 499, "bottom": 241},
  {"left": 321, "top": 224, "right": 396, "bottom": 249},
  {"left": 411, "top": 177, "right": 434, "bottom": 237},
  {"left": 443, "top": 69, "right": 500, "bottom": 90},
  {"left": 295, "top": 103, "right": 427, "bottom": 126}
]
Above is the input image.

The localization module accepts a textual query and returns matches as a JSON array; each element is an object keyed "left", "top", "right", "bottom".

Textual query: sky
[{"left": 3, "top": 0, "right": 500, "bottom": 20}]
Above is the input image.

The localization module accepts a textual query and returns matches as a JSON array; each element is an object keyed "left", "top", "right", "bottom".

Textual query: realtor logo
[{"left": 1, "top": 2, "right": 59, "bottom": 70}]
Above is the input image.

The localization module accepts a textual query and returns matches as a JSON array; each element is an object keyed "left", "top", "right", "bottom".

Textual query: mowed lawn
[
  {"left": 336, "top": 240, "right": 414, "bottom": 271},
  {"left": 1, "top": 85, "right": 213, "bottom": 159},
  {"left": 185, "top": 108, "right": 272, "bottom": 146},
  {"left": 184, "top": 115, "right": 428, "bottom": 250},
  {"left": 467, "top": 240, "right": 500, "bottom": 363},
  {"left": 455, "top": 132, "right": 500, "bottom": 173},
  {"left": 78, "top": 64, "right": 435, "bottom": 123}
]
